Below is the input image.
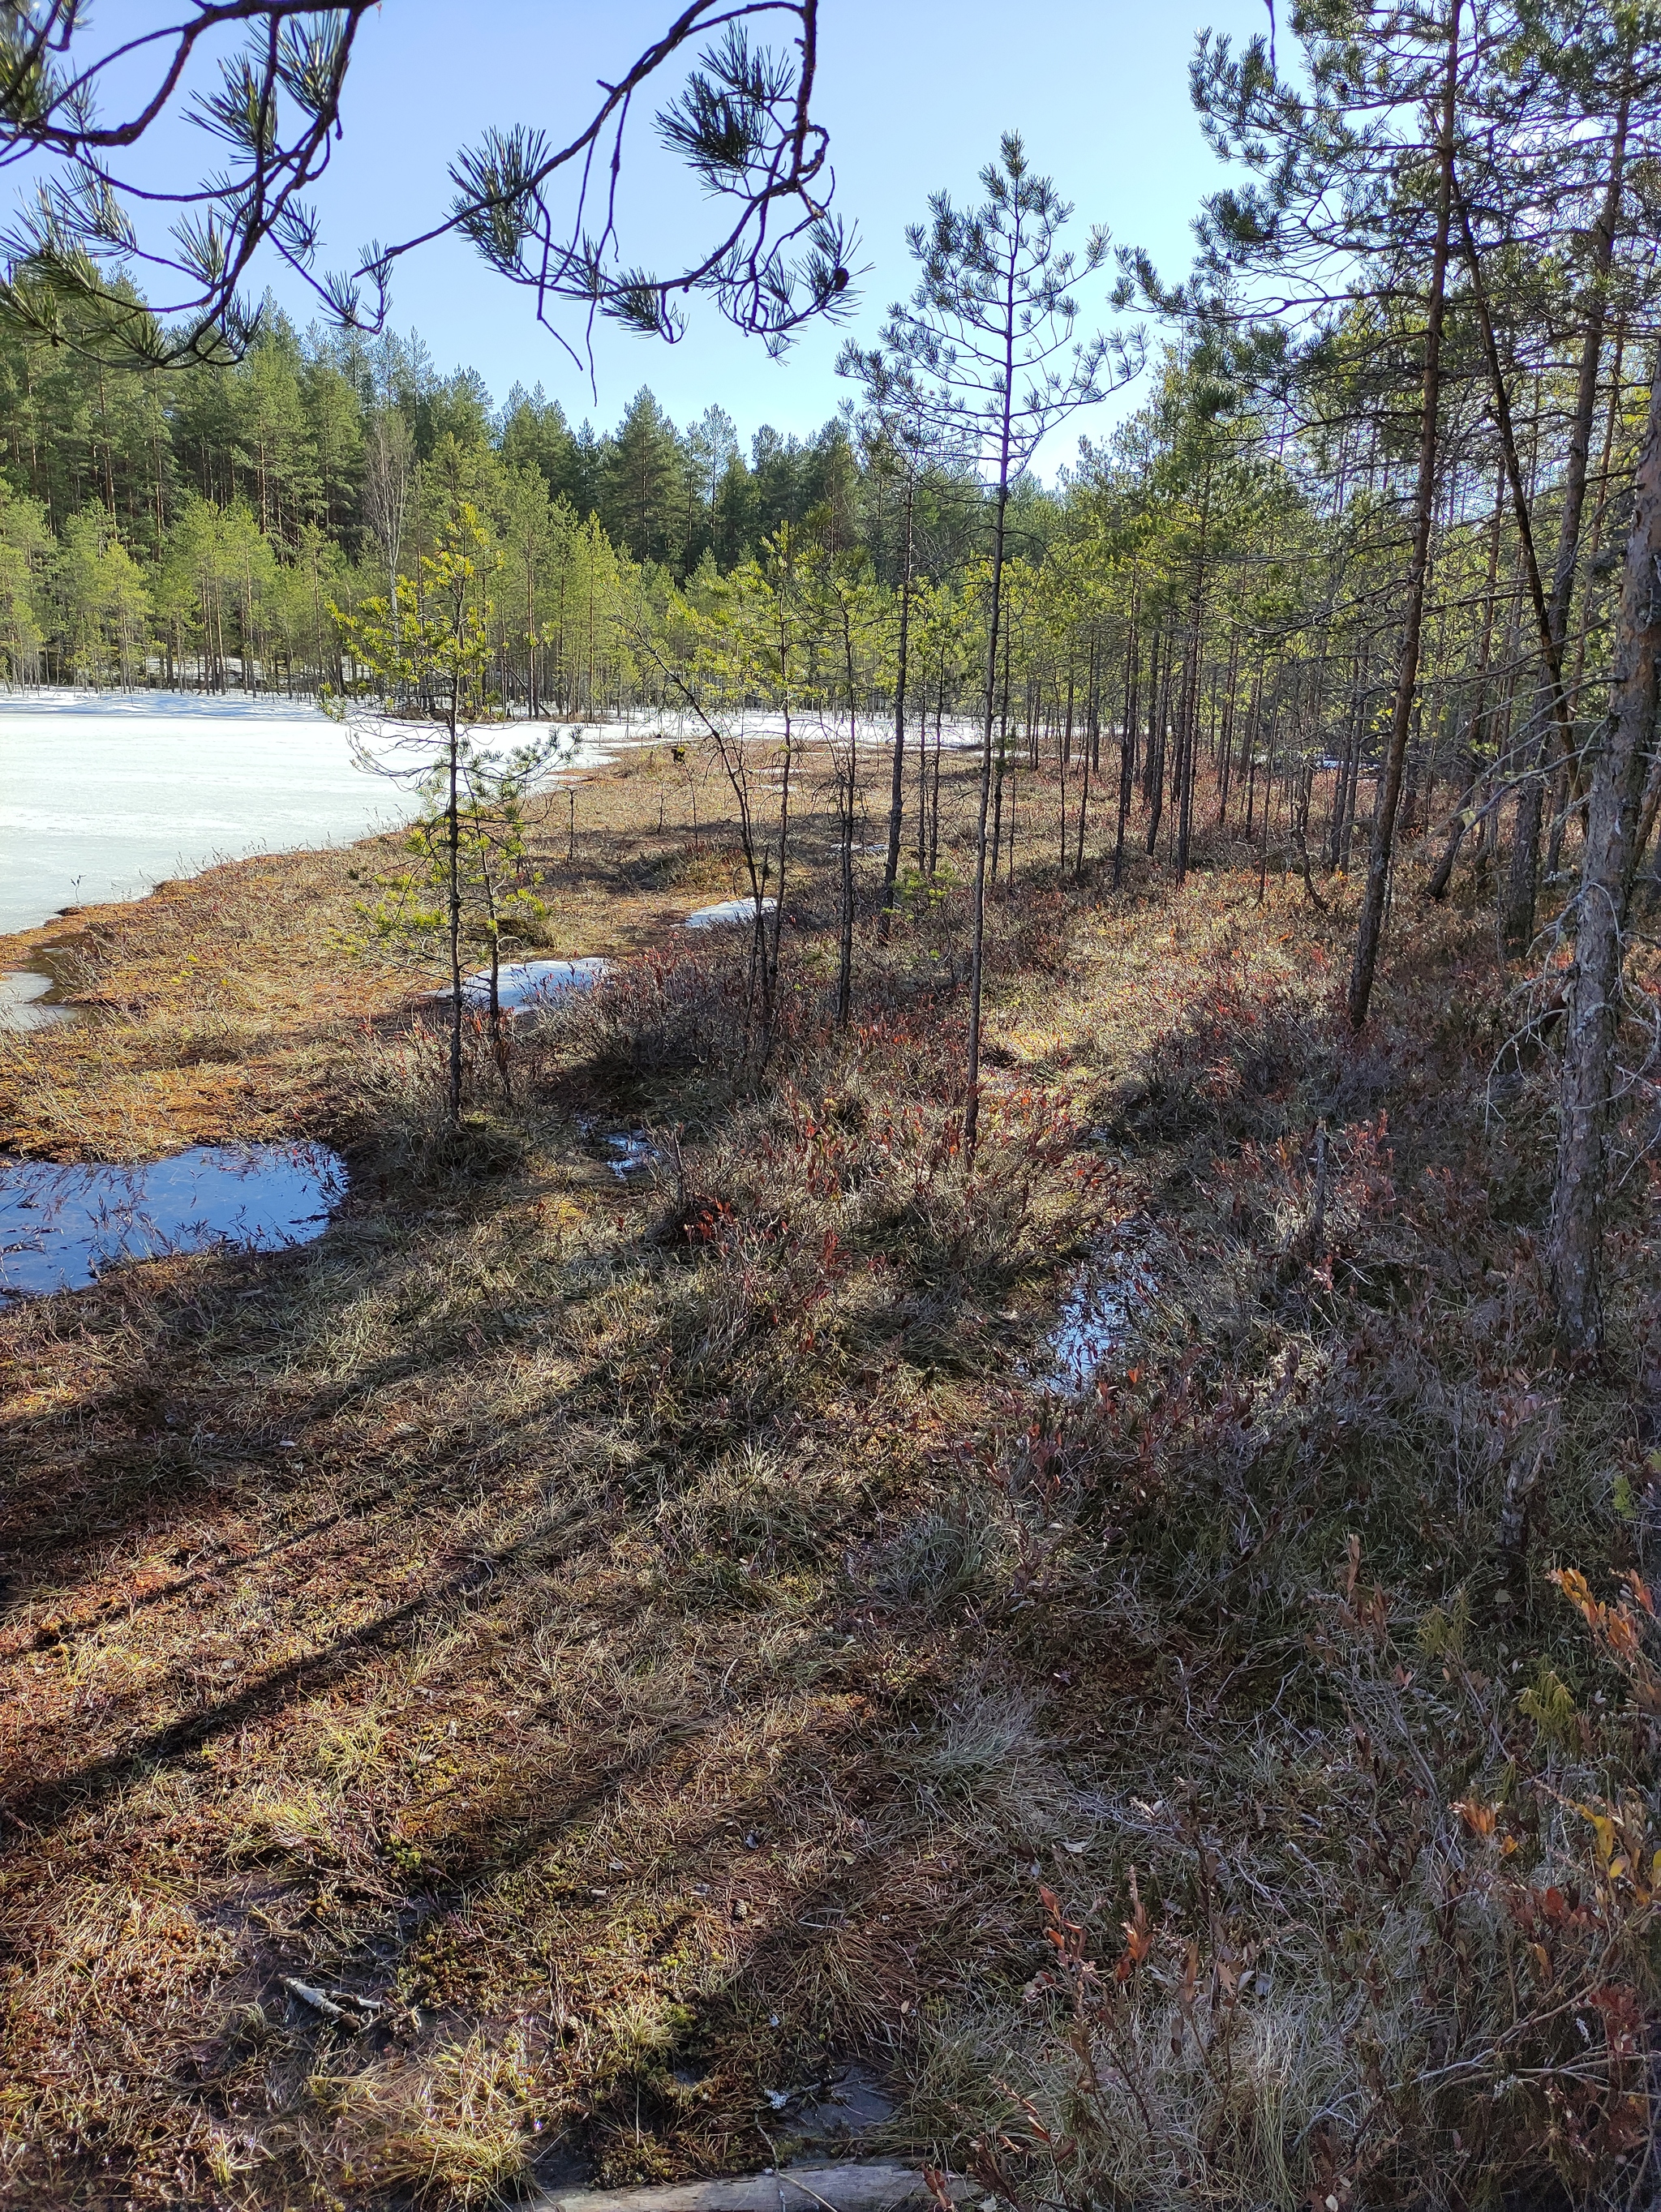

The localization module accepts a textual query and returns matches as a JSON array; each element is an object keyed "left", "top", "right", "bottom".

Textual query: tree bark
[
  {"left": 1346, "top": 0, "right": 1461, "bottom": 1028},
  {"left": 1504, "top": 84, "right": 1629, "bottom": 946},
  {"left": 446, "top": 685, "right": 464, "bottom": 1125},
  {"left": 878, "top": 474, "right": 914, "bottom": 944},
  {"left": 965, "top": 450, "right": 1012, "bottom": 1155},
  {"left": 1549, "top": 349, "right": 1661, "bottom": 1354}
]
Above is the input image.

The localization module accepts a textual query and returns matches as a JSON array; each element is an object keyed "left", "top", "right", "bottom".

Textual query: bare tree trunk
[
  {"left": 1549, "top": 350, "right": 1661, "bottom": 1354},
  {"left": 1347, "top": 0, "right": 1461, "bottom": 1028},
  {"left": 1503, "top": 85, "right": 1629, "bottom": 948},
  {"left": 929, "top": 673, "right": 944, "bottom": 876},
  {"left": 965, "top": 460, "right": 1011, "bottom": 1157},
  {"left": 1145, "top": 626, "right": 1169, "bottom": 855},
  {"left": 1427, "top": 471, "right": 1504, "bottom": 900},
  {"left": 836, "top": 727, "right": 856, "bottom": 1029},
  {"left": 1114, "top": 602, "right": 1140, "bottom": 889},
  {"left": 445, "top": 688, "right": 464, "bottom": 1125},
  {"left": 879, "top": 474, "right": 914, "bottom": 945},
  {"left": 916, "top": 672, "right": 929, "bottom": 872},
  {"left": 1075, "top": 635, "right": 1097, "bottom": 881}
]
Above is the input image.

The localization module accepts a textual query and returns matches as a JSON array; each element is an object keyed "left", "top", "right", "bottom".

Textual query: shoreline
[
  {"left": 0, "top": 691, "right": 664, "bottom": 950},
  {"left": 0, "top": 728, "right": 921, "bottom": 1161}
]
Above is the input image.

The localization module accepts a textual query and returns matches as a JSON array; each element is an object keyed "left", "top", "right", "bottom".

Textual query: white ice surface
[
  {"left": 446, "top": 957, "right": 610, "bottom": 1010},
  {"left": 0, "top": 692, "right": 623, "bottom": 937},
  {"left": 0, "top": 689, "right": 974, "bottom": 945},
  {"left": 685, "top": 895, "right": 777, "bottom": 929}
]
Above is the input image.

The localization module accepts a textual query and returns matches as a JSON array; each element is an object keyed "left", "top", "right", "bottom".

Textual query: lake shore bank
[{"left": 0, "top": 722, "right": 899, "bottom": 1157}]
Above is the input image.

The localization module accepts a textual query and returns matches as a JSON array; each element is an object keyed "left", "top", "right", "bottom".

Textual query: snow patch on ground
[
  {"left": 431, "top": 958, "right": 611, "bottom": 1011},
  {"left": 685, "top": 895, "right": 777, "bottom": 929}
]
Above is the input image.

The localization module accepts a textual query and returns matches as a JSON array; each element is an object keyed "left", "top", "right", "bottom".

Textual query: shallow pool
[
  {"left": 0, "top": 969, "right": 75, "bottom": 1032},
  {"left": 0, "top": 1142, "right": 346, "bottom": 1301}
]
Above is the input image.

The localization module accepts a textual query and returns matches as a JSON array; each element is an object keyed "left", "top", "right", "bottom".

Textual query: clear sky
[{"left": 145, "top": 0, "right": 1274, "bottom": 460}]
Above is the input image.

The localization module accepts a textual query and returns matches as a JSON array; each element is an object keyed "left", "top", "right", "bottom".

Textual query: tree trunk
[
  {"left": 446, "top": 697, "right": 464, "bottom": 1125},
  {"left": 1075, "top": 635, "right": 1097, "bottom": 881},
  {"left": 879, "top": 476, "right": 915, "bottom": 945},
  {"left": 1549, "top": 349, "right": 1661, "bottom": 1354},
  {"left": 965, "top": 464, "right": 1011, "bottom": 1159},
  {"left": 1347, "top": 0, "right": 1461, "bottom": 1027},
  {"left": 1504, "top": 85, "right": 1629, "bottom": 948}
]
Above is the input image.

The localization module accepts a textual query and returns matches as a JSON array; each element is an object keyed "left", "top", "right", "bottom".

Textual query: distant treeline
[{"left": 0, "top": 306, "right": 1029, "bottom": 698}]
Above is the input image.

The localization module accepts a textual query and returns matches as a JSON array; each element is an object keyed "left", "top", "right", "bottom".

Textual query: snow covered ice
[
  {"left": 0, "top": 690, "right": 624, "bottom": 937},
  {"left": 432, "top": 957, "right": 611, "bottom": 1010},
  {"left": 685, "top": 895, "right": 777, "bottom": 928}
]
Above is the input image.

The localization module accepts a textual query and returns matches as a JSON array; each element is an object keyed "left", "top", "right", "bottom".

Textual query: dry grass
[{"left": 2, "top": 735, "right": 1658, "bottom": 2209}]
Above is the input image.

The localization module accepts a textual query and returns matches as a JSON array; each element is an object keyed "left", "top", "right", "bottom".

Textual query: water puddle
[
  {"left": 1041, "top": 1234, "right": 1157, "bottom": 1395},
  {"left": 0, "top": 1142, "right": 346, "bottom": 1301},
  {"left": 758, "top": 2064, "right": 897, "bottom": 2159},
  {"left": 685, "top": 896, "right": 777, "bottom": 929},
  {"left": 604, "top": 1133, "right": 655, "bottom": 1178},
  {"left": 0, "top": 969, "right": 75, "bottom": 1032},
  {"left": 576, "top": 1117, "right": 658, "bottom": 1180}
]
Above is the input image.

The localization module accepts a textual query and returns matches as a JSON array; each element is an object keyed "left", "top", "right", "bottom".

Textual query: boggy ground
[{"left": 2, "top": 735, "right": 1659, "bottom": 2212}]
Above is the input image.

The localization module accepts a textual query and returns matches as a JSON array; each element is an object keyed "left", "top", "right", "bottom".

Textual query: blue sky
[{"left": 134, "top": 0, "right": 1273, "bottom": 459}]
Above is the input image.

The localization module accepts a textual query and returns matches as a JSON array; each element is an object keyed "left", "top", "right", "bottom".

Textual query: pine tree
[{"left": 865, "top": 131, "right": 1137, "bottom": 1152}]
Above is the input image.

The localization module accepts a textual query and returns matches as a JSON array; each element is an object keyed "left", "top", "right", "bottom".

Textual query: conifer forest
[{"left": 7, "top": 6, "right": 1661, "bottom": 2210}]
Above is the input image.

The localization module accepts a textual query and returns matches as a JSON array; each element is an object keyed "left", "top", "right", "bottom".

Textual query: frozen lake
[
  {"left": 0, "top": 691, "right": 622, "bottom": 940},
  {"left": 0, "top": 692, "right": 409, "bottom": 938}
]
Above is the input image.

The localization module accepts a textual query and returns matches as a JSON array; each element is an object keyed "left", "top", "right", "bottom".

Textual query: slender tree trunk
[
  {"left": 1075, "top": 636, "right": 1097, "bottom": 881},
  {"left": 1549, "top": 350, "right": 1661, "bottom": 1353},
  {"left": 1217, "top": 628, "right": 1239, "bottom": 825},
  {"left": 446, "top": 688, "right": 464, "bottom": 1125},
  {"left": 1114, "top": 604, "right": 1140, "bottom": 887},
  {"left": 929, "top": 671, "right": 944, "bottom": 876},
  {"left": 1141, "top": 626, "right": 1161, "bottom": 808},
  {"left": 1460, "top": 213, "right": 1598, "bottom": 948},
  {"left": 966, "top": 459, "right": 1012, "bottom": 1158},
  {"left": 1496, "top": 97, "right": 1629, "bottom": 948},
  {"left": 761, "top": 689, "right": 793, "bottom": 1076},
  {"left": 1427, "top": 472, "right": 1505, "bottom": 900},
  {"left": 879, "top": 475, "right": 915, "bottom": 945},
  {"left": 1175, "top": 624, "right": 1200, "bottom": 884},
  {"left": 1146, "top": 628, "right": 1169, "bottom": 854},
  {"left": 1347, "top": 0, "right": 1461, "bottom": 1028},
  {"left": 1058, "top": 663, "right": 1073, "bottom": 871},
  {"left": 836, "top": 608, "right": 859, "bottom": 1031},
  {"left": 916, "top": 675, "right": 930, "bottom": 872}
]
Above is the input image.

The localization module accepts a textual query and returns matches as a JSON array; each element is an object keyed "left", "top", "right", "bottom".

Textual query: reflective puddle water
[
  {"left": 1041, "top": 1236, "right": 1157, "bottom": 1395},
  {"left": 0, "top": 970, "right": 75, "bottom": 1032},
  {"left": 604, "top": 1132, "right": 655, "bottom": 1178},
  {"left": 0, "top": 1142, "right": 346, "bottom": 1301}
]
